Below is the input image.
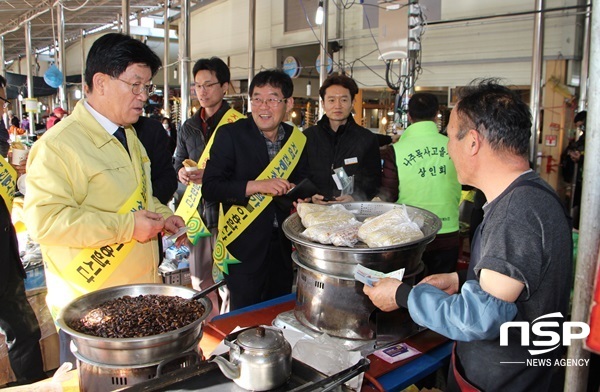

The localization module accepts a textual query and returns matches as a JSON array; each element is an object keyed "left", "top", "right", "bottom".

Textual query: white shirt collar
[{"left": 83, "top": 99, "right": 121, "bottom": 136}]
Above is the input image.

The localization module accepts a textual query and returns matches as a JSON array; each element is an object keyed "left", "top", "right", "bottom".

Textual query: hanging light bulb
[
  {"left": 307, "top": 80, "right": 312, "bottom": 96},
  {"left": 315, "top": 0, "right": 324, "bottom": 25},
  {"left": 174, "top": 67, "right": 178, "bottom": 80}
]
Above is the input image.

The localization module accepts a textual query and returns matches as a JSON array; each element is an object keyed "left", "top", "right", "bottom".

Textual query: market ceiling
[{"left": 0, "top": 0, "right": 211, "bottom": 66}]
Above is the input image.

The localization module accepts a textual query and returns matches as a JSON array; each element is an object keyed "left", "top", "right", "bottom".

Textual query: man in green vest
[{"left": 379, "top": 93, "right": 461, "bottom": 275}]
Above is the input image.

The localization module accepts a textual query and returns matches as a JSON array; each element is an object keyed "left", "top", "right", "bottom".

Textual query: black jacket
[
  {"left": 133, "top": 117, "right": 178, "bottom": 205},
  {"left": 1, "top": 198, "right": 25, "bottom": 292},
  {"left": 303, "top": 114, "right": 381, "bottom": 200},
  {"left": 202, "top": 117, "right": 309, "bottom": 274}
]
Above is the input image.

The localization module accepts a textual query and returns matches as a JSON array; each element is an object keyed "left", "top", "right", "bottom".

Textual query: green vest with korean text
[{"left": 393, "top": 121, "right": 460, "bottom": 234}]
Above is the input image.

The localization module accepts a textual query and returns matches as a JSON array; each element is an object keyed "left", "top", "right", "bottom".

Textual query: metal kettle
[{"left": 210, "top": 326, "right": 292, "bottom": 391}]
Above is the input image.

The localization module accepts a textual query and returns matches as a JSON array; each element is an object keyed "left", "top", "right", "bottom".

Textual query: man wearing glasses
[
  {"left": 24, "top": 33, "right": 185, "bottom": 365},
  {"left": 173, "top": 57, "right": 243, "bottom": 318},
  {"left": 203, "top": 69, "right": 309, "bottom": 310}
]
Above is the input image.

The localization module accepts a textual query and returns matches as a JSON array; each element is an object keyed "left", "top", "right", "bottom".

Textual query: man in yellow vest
[
  {"left": 379, "top": 93, "right": 461, "bottom": 275},
  {"left": 24, "top": 33, "right": 185, "bottom": 365},
  {"left": 173, "top": 57, "right": 244, "bottom": 318},
  {"left": 203, "top": 69, "right": 309, "bottom": 310}
]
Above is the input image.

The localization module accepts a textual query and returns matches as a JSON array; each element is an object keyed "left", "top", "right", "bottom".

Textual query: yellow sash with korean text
[
  {"left": 175, "top": 109, "right": 245, "bottom": 244},
  {"left": 0, "top": 155, "right": 17, "bottom": 213},
  {"left": 58, "top": 129, "right": 148, "bottom": 295},
  {"left": 213, "top": 127, "right": 306, "bottom": 274}
]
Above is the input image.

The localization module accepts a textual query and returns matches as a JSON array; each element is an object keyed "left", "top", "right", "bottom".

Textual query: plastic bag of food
[
  {"left": 301, "top": 204, "right": 355, "bottom": 228},
  {"left": 330, "top": 219, "right": 362, "bottom": 247},
  {"left": 301, "top": 218, "right": 362, "bottom": 247},
  {"left": 296, "top": 203, "right": 331, "bottom": 219},
  {"left": 358, "top": 206, "right": 424, "bottom": 247}
]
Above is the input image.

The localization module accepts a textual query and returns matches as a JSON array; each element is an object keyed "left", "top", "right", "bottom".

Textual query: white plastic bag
[{"left": 293, "top": 334, "right": 364, "bottom": 390}]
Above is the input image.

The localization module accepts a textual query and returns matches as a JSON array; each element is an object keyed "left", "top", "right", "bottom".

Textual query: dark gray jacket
[{"left": 173, "top": 101, "right": 231, "bottom": 228}]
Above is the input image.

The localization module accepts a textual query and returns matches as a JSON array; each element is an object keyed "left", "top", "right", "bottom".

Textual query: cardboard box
[
  {"left": 28, "top": 288, "right": 60, "bottom": 372},
  {"left": 0, "top": 335, "right": 17, "bottom": 386},
  {"left": 40, "top": 333, "right": 60, "bottom": 372}
]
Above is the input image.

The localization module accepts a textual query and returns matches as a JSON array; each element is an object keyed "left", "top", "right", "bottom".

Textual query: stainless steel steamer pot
[
  {"left": 283, "top": 202, "right": 442, "bottom": 340},
  {"left": 283, "top": 202, "right": 441, "bottom": 277},
  {"left": 56, "top": 284, "right": 212, "bottom": 366}
]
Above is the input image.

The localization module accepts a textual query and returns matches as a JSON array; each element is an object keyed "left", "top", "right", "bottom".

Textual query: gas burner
[
  {"left": 74, "top": 348, "right": 200, "bottom": 392},
  {"left": 273, "top": 309, "right": 424, "bottom": 357},
  {"left": 273, "top": 310, "right": 377, "bottom": 355}
]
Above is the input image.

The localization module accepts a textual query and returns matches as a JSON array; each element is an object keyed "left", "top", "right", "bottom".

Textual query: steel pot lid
[{"left": 237, "top": 326, "right": 285, "bottom": 351}]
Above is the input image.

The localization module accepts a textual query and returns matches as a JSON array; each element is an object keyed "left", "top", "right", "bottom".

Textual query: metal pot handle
[
  {"left": 155, "top": 350, "right": 202, "bottom": 377},
  {"left": 288, "top": 357, "right": 370, "bottom": 392}
]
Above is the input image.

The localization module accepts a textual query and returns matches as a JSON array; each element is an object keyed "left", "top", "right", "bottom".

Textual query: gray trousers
[{"left": 188, "top": 228, "right": 228, "bottom": 320}]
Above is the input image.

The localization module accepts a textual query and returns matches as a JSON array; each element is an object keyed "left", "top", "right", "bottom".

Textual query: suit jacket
[
  {"left": 0, "top": 198, "right": 24, "bottom": 292},
  {"left": 202, "top": 117, "right": 309, "bottom": 274},
  {"left": 133, "top": 116, "right": 178, "bottom": 205}
]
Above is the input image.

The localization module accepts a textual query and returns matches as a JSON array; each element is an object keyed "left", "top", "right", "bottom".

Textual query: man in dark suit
[
  {"left": 0, "top": 75, "right": 46, "bottom": 385},
  {"left": 203, "top": 69, "right": 309, "bottom": 310},
  {"left": 133, "top": 116, "right": 178, "bottom": 205}
]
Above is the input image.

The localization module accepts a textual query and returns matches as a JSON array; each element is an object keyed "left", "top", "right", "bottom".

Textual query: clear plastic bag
[
  {"left": 301, "top": 218, "right": 362, "bottom": 247},
  {"left": 358, "top": 206, "right": 424, "bottom": 247},
  {"left": 300, "top": 204, "right": 355, "bottom": 228},
  {"left": 332, "top": 167, "right": 354, "bottom": 196},
  {"left": 293, "top": 334, "right": 364, "bottom": 390}
]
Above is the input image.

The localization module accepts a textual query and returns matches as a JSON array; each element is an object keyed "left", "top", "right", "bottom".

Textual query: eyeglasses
[
  {"left": 195, "top": 81, "right": 221, "bottom": 92},
  {"left": 115, "top": 78, "right": 156, "bottom": 96},
  {"left": 0, "top": 96, "right": 10, "bottom": 109},
  {"left": 251, "top": 97, "right": 287, "bottom": 108}
]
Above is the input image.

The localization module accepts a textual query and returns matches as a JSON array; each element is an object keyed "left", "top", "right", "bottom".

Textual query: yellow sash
[
  {"left": 175, "top": 109, "right": 245, "bottom": 244},
  {"left": 59, "top": 128, "right": 149, "bottom": 294},
  {"left": 0, "top": 155, "right": 17, "bottom": 212},
  {"left": 213, "top": 127, "right": 306, "bottom": 275}
]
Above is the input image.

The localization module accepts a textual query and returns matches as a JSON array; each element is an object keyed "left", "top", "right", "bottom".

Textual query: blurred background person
[
  {"left": 46, "top": 107, "right": 68, "bottom": 130},
  {"left": 161, "top": 116, "right": 177, "bottom": 157}
]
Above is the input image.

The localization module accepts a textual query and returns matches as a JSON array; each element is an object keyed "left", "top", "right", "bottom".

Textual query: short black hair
[
  {"left": 408, "top": 93, "right": 439, "bottom": 122},
  {"left": 84, "top": 33, "right": 162, "bottom": 92},
  {"left": 0, "top": 75, "right": 6, "bottom": 88},
  {"left": 249, "top": 69, "right": 293, "bottom": 98},
  {"left": 455, "top": 78, "right": 532, "bottom": 159},
  {"left": 574, "top": 110, "right": 586, "bottom": 124},
  {"left": 319, "top": 74, "right": 359, "bottom": 101},
  {"left": 192, "top": 57, "right": 230, "bottom": 84}
]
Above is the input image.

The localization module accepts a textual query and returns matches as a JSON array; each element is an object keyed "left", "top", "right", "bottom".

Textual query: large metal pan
[
  {"left": 282, "top": 202, "right": 442, "bottom": 278},
  {"left": 56, "top": 284, "right": 212, "bottom": 366}
]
